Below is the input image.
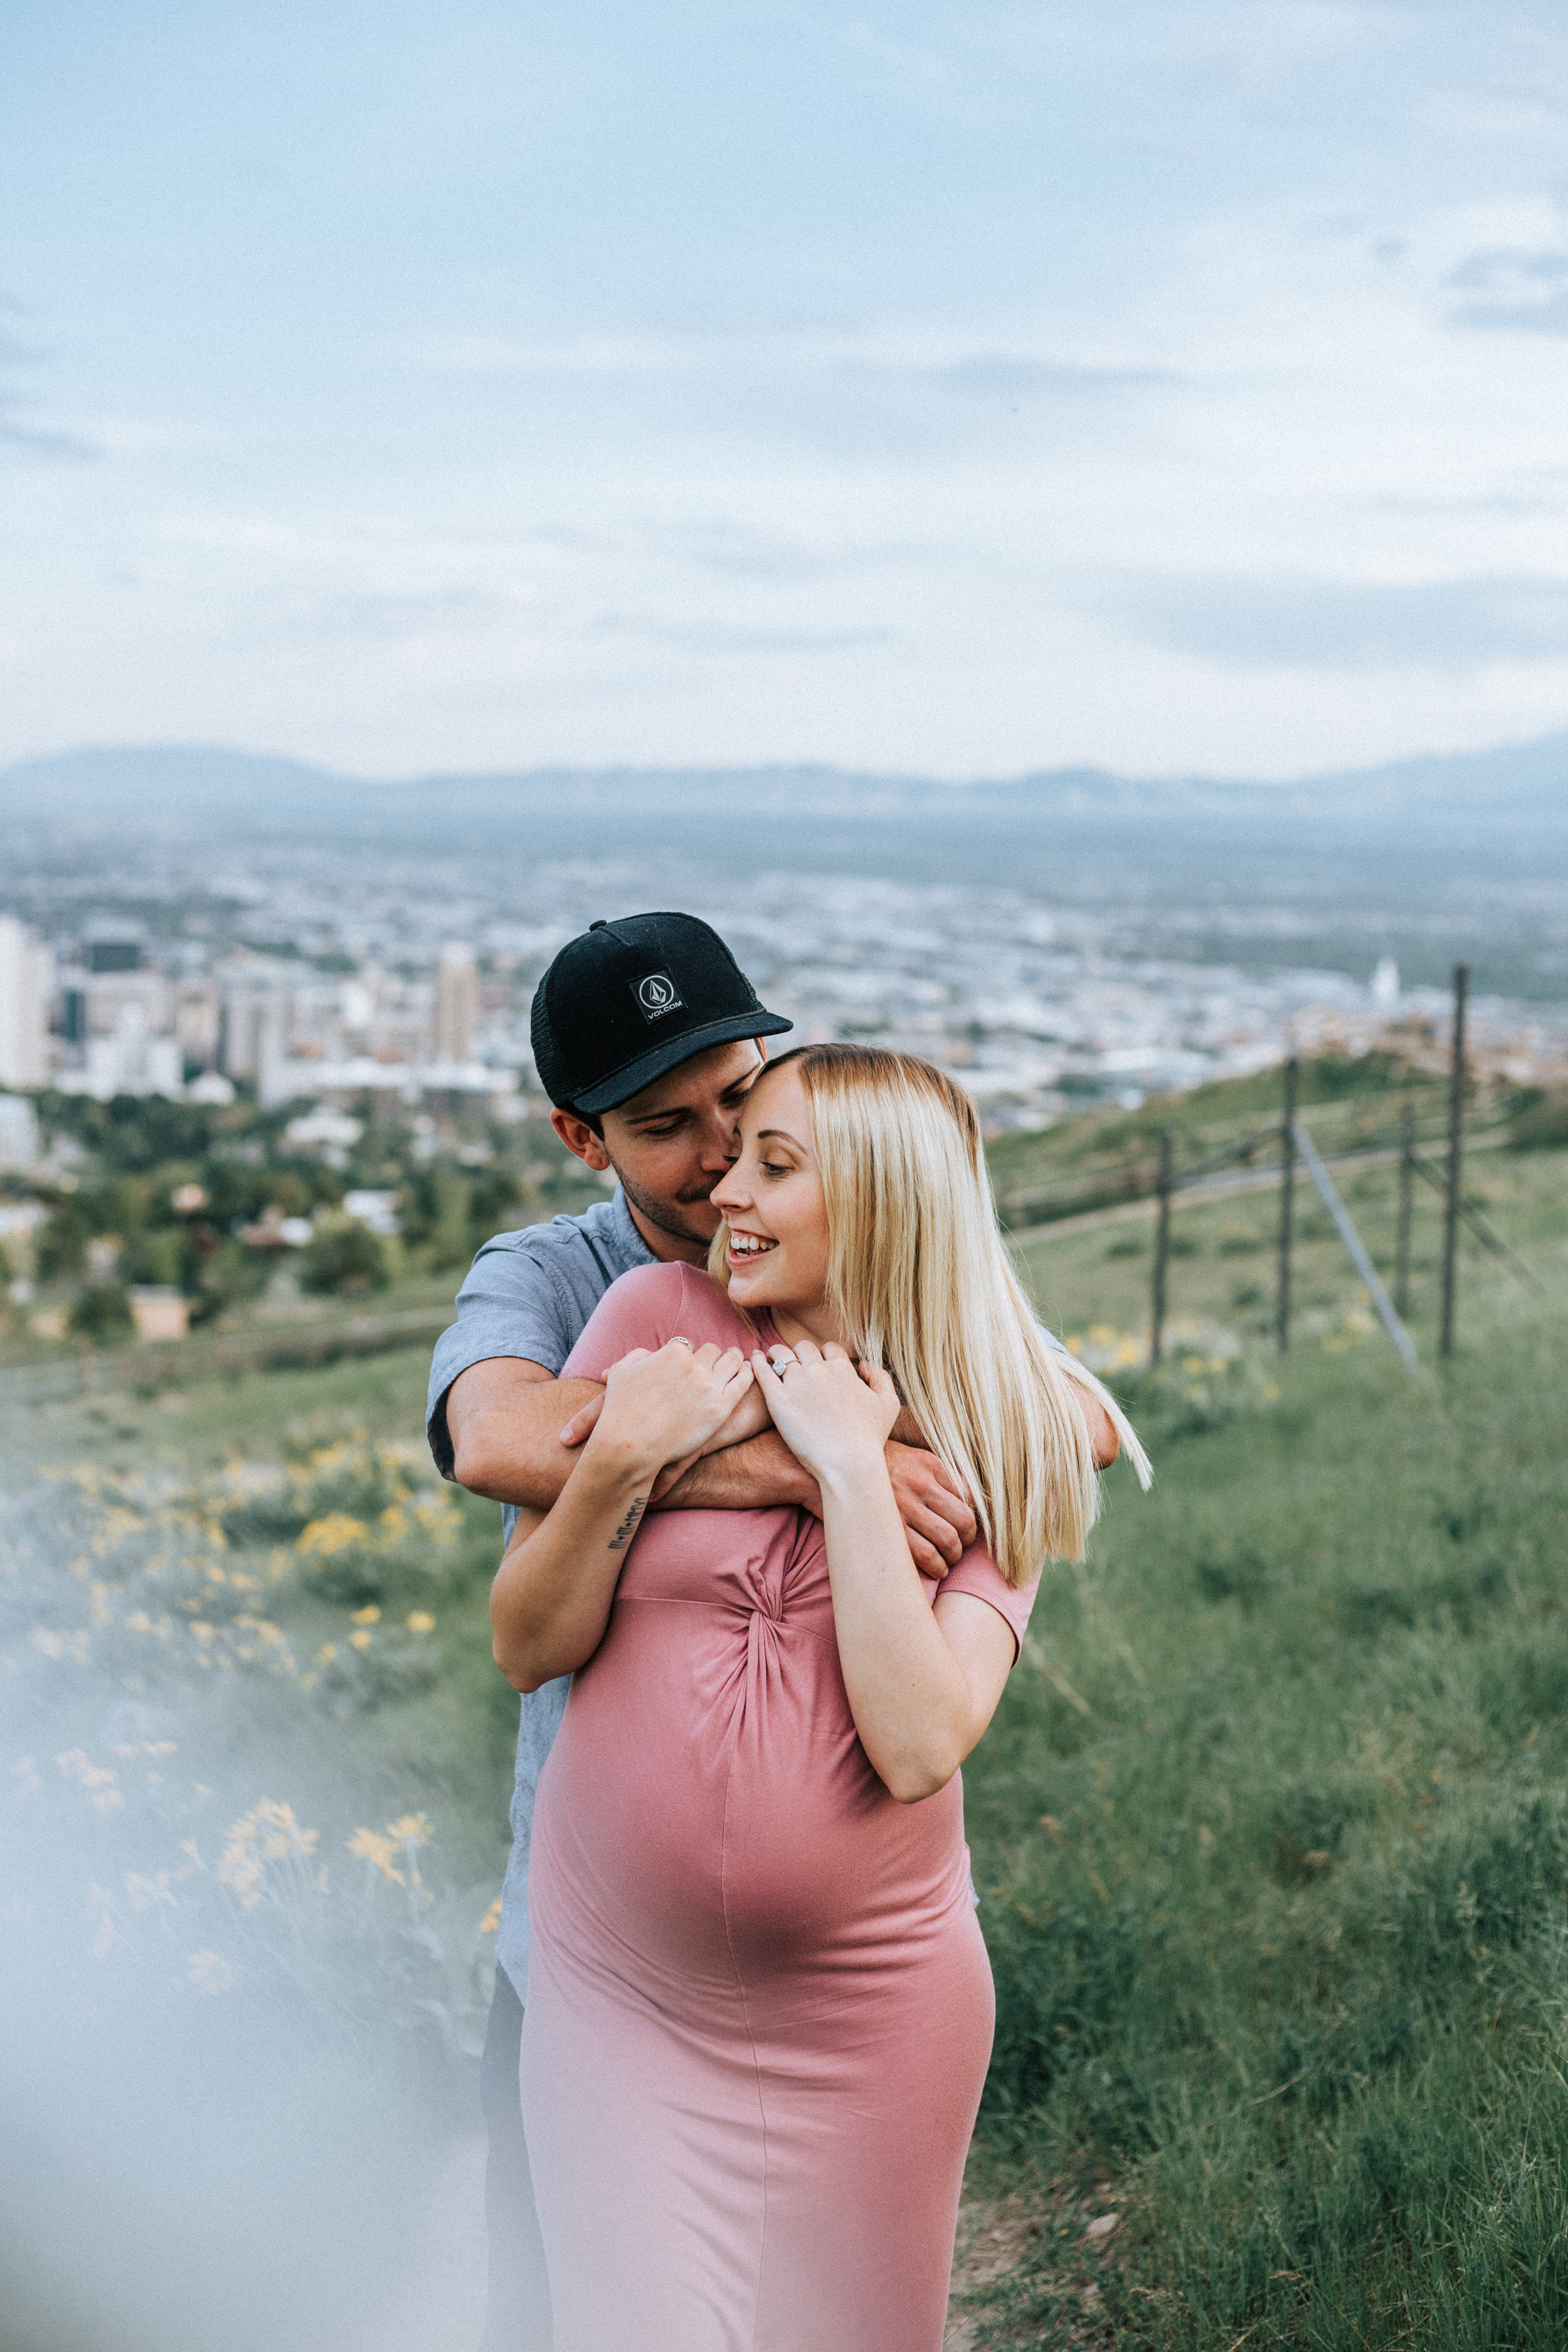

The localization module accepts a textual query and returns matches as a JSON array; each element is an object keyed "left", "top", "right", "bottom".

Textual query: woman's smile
[{"left": 709, "top": 1062, "right": 833, "bottom": 1326}]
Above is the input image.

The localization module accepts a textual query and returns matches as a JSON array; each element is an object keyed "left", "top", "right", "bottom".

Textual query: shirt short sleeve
[
  {"left": 562, "top": 1262, "right": 689, "bottom": 1382},
  {"left": 931, "top": 1545, "right": 1041, "bottom": 1663},
  {"left": 425, "top": 1231, "right": 581, "bottom": 1477}
]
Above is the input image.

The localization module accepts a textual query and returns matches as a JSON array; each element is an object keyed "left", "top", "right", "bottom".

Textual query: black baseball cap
[{"left": 531, "top": 912, "right": 793, "bottom": 1116}]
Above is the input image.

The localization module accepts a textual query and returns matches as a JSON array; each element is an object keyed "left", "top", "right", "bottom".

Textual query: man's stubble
[{"left": 612, "top": 1160, "right": 728, "bottom": 1252}]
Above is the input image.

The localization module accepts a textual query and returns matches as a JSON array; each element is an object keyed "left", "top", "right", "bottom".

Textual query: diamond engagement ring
[{"left": 768, "top": 1351, "right": 796, "bottom": 1374}]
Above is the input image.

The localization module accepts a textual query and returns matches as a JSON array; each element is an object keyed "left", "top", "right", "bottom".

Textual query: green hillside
[{"left": 4, "top": 1069, "right": 1564, "bottom": 2347}]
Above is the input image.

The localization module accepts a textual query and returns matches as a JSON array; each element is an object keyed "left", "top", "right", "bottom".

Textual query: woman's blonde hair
[{"left": 710, "top": 1043, "right": 1150, "bottom": 1585}]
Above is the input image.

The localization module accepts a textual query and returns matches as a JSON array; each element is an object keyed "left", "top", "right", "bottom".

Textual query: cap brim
[{"left": 572, "top": 1009, "right": 794, "bottom": 1115}]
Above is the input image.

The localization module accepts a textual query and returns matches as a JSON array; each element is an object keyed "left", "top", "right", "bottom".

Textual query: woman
[{"left": 491, "top": 1044, "right": 1148, "bottom": 2351}]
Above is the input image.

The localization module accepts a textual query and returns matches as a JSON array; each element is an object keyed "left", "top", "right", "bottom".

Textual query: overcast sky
[{"left": 5, "top": 1, "right": 1568, "bottom": 781}]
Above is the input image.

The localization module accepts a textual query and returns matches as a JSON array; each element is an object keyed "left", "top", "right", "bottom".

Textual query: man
[{"left": 428, "top": 911, "right": 1113, "bottom": 2349}]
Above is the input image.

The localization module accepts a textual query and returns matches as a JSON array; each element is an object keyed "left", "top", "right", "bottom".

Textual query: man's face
[{"left": 551, "top": 1040, "right": 766, "bottom": 1251}]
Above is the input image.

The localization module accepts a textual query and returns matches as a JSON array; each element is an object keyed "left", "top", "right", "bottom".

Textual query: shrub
[
  {"left": 300, "top": 1222, "right": 391, "bottom": 1296},
  {"left": 70, "top": 1281, "right": 134, "bottom": 1342}
]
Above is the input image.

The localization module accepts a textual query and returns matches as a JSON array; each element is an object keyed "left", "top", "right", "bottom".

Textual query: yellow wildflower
[
  {"left": 386, "top": 1813, "right": 432, "bottom": 1848},
  {"left": 405, "top": 1610, "right": 435, "bottom": 1634},
  {"left": 351, "top": 1604, "right": 381, "bottom": 1625},
  {"left": 297, "top": 1514, "right": 368, "bottom": 1557},
  {"left": 480, "top": 1895, "right": 502, "bottom": 1936},
  {"left": 316, "top": 1641, "right": 338, "bottom": 1665},
  {"left": 188, "top": 1949, "right": 235, "bottom": 1996},
  {"left": 346, "top": 1827, "right": 405, "bottom": 1885},
  {"left": 349, "top": 1629, "right": 372, "bottom": 1651}
]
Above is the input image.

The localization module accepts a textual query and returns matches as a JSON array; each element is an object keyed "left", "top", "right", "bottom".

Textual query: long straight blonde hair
[{"left": 711, "top": 1043, "right": 1150, "bottom": 1585}]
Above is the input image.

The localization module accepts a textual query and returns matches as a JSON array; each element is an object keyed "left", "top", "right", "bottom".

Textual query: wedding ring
[{"left": 670, "top": 1335, "right": 693, "bottom": 1351}]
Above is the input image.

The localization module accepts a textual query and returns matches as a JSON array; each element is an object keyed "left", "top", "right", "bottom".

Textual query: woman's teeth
[{"left": 729, "top": 1232, "right": 777, "bottom": 1257}]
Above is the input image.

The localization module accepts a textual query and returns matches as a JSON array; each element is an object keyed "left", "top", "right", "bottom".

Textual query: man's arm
[{"left": 443, "top": 1355, "right": 978, "bottom": 1575}]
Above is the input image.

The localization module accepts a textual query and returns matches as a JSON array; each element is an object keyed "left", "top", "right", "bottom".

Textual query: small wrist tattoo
[{"left": 608, "top": 1498, "right": 646, "bottom": 1552}]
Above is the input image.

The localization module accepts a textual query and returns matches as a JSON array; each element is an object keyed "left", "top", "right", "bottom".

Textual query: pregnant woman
[{"left": 490, "top": 1043, "right": 1148, "bottom": 2351}]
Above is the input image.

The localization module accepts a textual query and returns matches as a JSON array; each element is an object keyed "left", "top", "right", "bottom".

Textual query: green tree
[
  {"left": 71, "top": 1281, "right": 134, "bottom": 1342},
  {"left": 299, "top": 1222, "right": 391, "bottom": 1296},
  {"left": 36, "top": 1199, "right": 91, "bottom": 1282}
]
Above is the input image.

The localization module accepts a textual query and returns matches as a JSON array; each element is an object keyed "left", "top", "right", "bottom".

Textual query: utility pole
[
  {"left": 1439, "top": 963, "right": 1469, "bottom": 1362},
  {"left": 1394, "top": 1094, "right": 1415, "bottom": 1320},
  {"left": 1276, "top": 1056, "right": 1298, "bottom": 1355},
  {"left": 1150, "top": 1128, "right": 1173, "bottom": 1366}
]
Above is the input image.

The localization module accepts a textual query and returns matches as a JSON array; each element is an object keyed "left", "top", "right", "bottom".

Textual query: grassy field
[
  {"left": 958, "top": 1142, "right": 1568, "bottom": 2347},
  {"left": 6, "top": 1086, "right": 1564, "bottom": 2347}
]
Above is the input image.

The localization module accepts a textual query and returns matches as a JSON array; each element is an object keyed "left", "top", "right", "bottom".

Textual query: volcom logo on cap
[{"left": 633, "top": 970, "right": 684, "bottom": 1022}]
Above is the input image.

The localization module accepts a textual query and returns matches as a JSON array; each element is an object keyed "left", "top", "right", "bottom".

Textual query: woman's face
[{"left": 708, "top": 1062, "right": 833, "bottom": 1332}]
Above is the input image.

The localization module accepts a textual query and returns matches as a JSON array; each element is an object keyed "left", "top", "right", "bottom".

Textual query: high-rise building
[
  {"left": 435, "top": 942, "right": 478, "bottom": 1064},
  {"left": 220, "top": 980, "right": 287, "bottom": 1081},
  {"left": 0, "top": 916, "right": 49, "bottom": 1088}
]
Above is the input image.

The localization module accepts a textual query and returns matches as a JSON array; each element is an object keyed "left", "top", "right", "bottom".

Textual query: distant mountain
[
  {"left": 6, "top": 729, "right": 1565, "bottom": 825},
  {"left": 4, "top": 731, "right": 1566, "bottom": 906}
]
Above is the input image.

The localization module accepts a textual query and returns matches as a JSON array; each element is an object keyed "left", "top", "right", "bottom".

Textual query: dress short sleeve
[
  {"left": 562, "top": 1262, "right": 691, "bottom": 1382},
  {"left": 931, "top": 1545, "right": 1041, "bottom": 1664}
]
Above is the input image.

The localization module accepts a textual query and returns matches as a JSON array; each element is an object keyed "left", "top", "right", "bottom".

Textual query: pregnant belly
[{"left": 531, "top": 1596, "right": 972, "bottom": 1993}]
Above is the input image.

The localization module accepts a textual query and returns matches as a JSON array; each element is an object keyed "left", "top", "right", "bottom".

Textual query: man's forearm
[
  {"left": 651, "top": 1427, "right": 821, "bottom": 1515},
  {"left": 450, "top": 1374, "right": 608, "bottom": 1512}
]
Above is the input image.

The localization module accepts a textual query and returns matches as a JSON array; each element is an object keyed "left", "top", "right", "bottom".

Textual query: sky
[{"left": 4, "top": 0, "right": 1568, "bottom": 782}]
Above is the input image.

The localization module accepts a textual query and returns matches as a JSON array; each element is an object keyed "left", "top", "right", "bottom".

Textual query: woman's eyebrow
[{"left": 754, "top": 1128, "right": 806, "bottom": 1150}]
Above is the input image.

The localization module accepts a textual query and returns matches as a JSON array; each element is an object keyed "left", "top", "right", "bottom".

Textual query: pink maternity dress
[{"left": 519, "top": 1261, "right": 1039, "bottom": 2352}]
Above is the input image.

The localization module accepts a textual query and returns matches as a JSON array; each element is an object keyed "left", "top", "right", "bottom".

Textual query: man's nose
[{"left": 699, "top": 1112, "right": 741, "bottom": 1167}]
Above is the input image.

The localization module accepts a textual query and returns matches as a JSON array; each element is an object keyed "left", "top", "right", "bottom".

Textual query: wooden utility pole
[
  {"left": 1394, "top": 1094, "right": 1415, "bottom": 1320},
  {"left": 1150, "top": 1128, "right": 1173, "bottom": 1365},
  {"left": 1439, "top": 963, "right": 1469, "bottom": 1362},
  {"left": 1276, "top": 1056, "right": 1298, "bottom": 1354}
]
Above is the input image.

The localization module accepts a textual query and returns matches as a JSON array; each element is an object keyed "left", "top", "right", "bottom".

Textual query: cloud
[
  {"left": 1446, "top": 245, "right": 1568, "bottom": 334},
  {"left": 592, "top": 612, "right": 894, "bottom": 656},
  {"left": 1116, "top": 574, "right": 1568, "bottom": 670},
  {"left": 0, "top": 304, "right": 99, "bottom": 462}
]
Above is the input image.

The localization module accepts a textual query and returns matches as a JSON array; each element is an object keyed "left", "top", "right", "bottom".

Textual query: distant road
[
  {"left": 1006, "top": 1130, "right": 1509, "bottom": 1246},
  {"left": 0, "top": 1301, "right": 457, "bottom": 1409}
]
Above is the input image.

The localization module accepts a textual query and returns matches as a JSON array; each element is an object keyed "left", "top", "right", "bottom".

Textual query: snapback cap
[{"left": 531, "top": 912, "right": 793, "bottom": 1116}]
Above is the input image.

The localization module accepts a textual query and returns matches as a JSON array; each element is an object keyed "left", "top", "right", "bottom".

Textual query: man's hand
[{"left": 884, "top": 1439, "right": 977, "bottom": 1576}]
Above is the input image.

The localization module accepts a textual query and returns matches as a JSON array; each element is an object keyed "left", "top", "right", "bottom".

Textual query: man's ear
[{"left": 551, "top": 1107, "right": 613, "bottom": 1173}]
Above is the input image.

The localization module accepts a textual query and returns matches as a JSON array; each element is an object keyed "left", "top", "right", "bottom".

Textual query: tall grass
[{"left": 963, "top": 1268, "right": 1568, "bottom": 2346}]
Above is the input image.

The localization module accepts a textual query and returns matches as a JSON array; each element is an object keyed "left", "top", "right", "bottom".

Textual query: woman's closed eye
[{"left": 759, "top": 1160, "right": 792, "bottom": 1179}]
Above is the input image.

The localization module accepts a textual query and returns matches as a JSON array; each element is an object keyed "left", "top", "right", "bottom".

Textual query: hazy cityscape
[{"left": 4, "top": 827, "right": 1567, "bottom": 1160}]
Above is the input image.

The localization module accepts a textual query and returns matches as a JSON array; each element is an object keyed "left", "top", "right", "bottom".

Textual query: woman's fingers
[{"left": 558, "top": 1387, "right": 607, "bottom": 1448}]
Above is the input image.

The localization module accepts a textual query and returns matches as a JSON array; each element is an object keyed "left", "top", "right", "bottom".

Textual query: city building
[
  {"left": 0, "top": 915, "right": 50, "bottom": 1088},
  {"left": 435, "top": 942, "right": 478, "bottom": 1063},
  {"left": 0, "top": 1093, "right": 41, "bottom": 1168}
]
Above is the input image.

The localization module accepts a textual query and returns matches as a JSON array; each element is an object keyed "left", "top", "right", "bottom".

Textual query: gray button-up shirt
[{"left": 426, "top": 1188, "right": 655, "bottom": 1998}]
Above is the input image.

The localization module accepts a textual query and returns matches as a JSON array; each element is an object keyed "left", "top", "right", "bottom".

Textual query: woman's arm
[
  {"left": 751, "top": 1342, "right": 1016, "bottom": 1802},
  {"left": 490, "top": 1339, "right": 753, "bottom": 1692}
]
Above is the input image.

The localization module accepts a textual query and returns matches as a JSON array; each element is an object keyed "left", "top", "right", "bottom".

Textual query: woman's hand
[
  {"left": 583, "top": 1338, "right": 755, "bottom": 1479},
  {"left": 750, "top": 1339, "right": 899, "bottom": 1487},
  {"left": 558, "top": 1353, "right": 774, "bottom": 1465}
]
